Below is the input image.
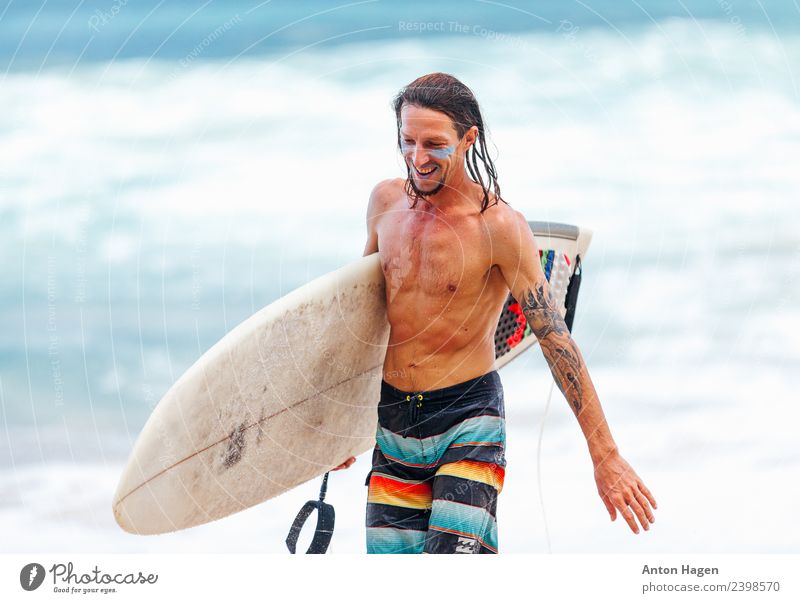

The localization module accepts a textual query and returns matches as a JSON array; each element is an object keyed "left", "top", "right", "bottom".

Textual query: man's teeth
[{"left": 417, "top": 166, "right": 436, "bottom": 175}]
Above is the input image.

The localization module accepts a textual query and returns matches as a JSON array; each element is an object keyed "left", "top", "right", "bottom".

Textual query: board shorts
[{"left": 365, "top": 369, "right": 507, "bottom": 554}]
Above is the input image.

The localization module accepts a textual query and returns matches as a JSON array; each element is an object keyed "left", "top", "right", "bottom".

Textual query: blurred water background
[{"left": 1, "top": 0, "right": 798, "bottom": 553}]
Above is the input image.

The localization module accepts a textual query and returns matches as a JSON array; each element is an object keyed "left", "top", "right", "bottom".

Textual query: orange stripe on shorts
[{"left": 367, "top": 474, "right": 433, "bottom": 510}]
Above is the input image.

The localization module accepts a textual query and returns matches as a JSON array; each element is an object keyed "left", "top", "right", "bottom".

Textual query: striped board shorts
[{"left": 365, "top": 370, "right": 507, "bottom": 554}]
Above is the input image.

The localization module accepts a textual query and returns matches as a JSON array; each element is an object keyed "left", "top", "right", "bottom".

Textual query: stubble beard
[{"left": 407, "top": 167, "right": 446, "bottom": 198}]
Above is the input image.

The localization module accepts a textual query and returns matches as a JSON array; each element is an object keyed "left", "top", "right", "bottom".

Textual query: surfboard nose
[
  {"left": 112, "top": 474, "right": 182, "bottom": 536},
  {"left": 112, "top": 453, "right": 174, "bottom": 535}
]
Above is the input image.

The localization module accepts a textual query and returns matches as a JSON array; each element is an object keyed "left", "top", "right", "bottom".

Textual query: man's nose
[{"left": 410, "top": 148, "right": 430, "bottom": 166}]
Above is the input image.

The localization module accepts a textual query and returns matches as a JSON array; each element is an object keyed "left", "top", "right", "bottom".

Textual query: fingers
[
  {"left": 602, "top": 495, "right": 616, "bottom": 521},
  {"left": 613, "top": 487, "right": 655, "bottom": 534},
  {"left": 639, "top": 481, "right": 658, "bottom": 510},
  {"left": 331, "top": 456, "right": 356, "bottom": 471},
  {"left": 627, "top": 495, "right": 649, "bottom": 532},
  {"left": 634, "top": 485, "right": 656, "bottom": 524},
  {"left": 616, "top": 499, "right": 640, "bottom": 534}
]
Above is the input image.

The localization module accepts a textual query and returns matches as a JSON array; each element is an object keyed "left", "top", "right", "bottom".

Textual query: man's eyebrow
[{"left": 400, "top": 133, "right": 450, "bottom": 143}]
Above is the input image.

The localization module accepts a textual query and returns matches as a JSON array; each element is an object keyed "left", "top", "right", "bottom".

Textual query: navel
[{"left": 447, "top": 283, "right": 457, "bottom": 292}]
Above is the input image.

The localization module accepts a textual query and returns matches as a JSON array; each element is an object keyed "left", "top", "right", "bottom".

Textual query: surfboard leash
[
  {"left": 285, "top": 472, "right": 336, "bottom": 554},
  {"left": 564, "top": 255, "right": 582, "bottom": 332}
]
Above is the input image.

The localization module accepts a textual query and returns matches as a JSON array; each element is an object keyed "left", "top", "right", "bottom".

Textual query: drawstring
[{"left": 403, "top": 393, "right": 424, "bottom": 437}]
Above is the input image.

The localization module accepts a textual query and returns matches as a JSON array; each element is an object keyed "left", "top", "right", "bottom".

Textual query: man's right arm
[
  {"left": 363, "top": 179, "right": 394, "bottom": 257},
  {"left": 331, "top": 179, "right": 393, "bottom": 472}
]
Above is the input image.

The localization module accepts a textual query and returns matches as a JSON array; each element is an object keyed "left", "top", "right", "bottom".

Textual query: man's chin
[{"left": 410, "top": 178, "right": 445, "bottom": 198}]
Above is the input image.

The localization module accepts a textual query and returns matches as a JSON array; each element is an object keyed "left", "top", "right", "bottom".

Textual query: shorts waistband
[{"left": 380, "top": 370, "right": 501, "bottom": 405}]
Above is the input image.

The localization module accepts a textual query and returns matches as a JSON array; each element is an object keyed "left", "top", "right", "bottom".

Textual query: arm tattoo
[
  {"left": 519, "top": 283, "right": 568, "bottom": 340},
  {"left": 540, "top": 341, "right": 584, "bottom": 414},
  {"left": 519, "top": 283, "right": 584, "bottom": 414}
]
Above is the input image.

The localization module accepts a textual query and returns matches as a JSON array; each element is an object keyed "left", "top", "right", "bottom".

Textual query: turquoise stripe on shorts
[
  {"left": 428, "top": 499, "right": 499, "bottom": 551},
  {"left": 376, "top": 415, "right": 504, "bottom": 465},
  {"left": 366, "top": 527, "right": 427, "bottom": 554}
]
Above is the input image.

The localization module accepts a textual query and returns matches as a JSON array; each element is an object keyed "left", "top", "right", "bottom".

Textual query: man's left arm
[{"left": 492, "top": 209, "right": 657, "bottom": 534}]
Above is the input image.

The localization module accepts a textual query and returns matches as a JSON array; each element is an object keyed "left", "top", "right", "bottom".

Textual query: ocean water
[{"left": 1, "top": 1, "right": 799, "bottom": 553}]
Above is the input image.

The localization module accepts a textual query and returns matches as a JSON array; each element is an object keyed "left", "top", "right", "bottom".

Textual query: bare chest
[{"left": 377, "top": 208, "right": 492, "bottom": 300}]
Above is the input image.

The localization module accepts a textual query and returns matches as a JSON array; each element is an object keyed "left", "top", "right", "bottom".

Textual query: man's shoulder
[
  {"left": 370, "top": 178, "right": 405, "bottom": 200},
  {"left": 368, "top": 178, "right": 404, "bottom": 214},
  {"left": 366, "top": 178, "right": 404, "bottom": 227},
  {"left": 480, "top": 195, "right": 524, "bottom": 238},
  {"left": 479, "top": 198, "right": 542, "bottom": 279}
]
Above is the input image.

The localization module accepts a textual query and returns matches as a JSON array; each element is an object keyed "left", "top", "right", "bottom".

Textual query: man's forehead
[{"left": 400, "top": 110, "right": 457, "bottom": 137}]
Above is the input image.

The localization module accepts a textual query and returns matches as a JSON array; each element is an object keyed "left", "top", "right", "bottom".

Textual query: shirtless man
[{"left": 334, "top": 73, "right": 656, "bottom": 554}]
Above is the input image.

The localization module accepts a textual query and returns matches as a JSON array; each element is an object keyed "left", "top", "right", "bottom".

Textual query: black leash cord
[
  {"left": 563, "top": 254, "right": 582, "bottom": 333},
  {"left": 285, "top": 472, "right": 336, "bottom": 554}
]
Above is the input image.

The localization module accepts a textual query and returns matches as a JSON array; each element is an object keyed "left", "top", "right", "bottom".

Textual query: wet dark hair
[{"left": 392, "top": 72, "right": 506, "bottom": 213}]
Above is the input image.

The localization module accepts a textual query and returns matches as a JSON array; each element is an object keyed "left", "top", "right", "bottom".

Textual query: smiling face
[{"left": 399, "top": 104, "right": 475, "bottom": 199}]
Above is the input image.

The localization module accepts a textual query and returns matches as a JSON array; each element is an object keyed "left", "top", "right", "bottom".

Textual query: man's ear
[{"left": 464, "top": 125, "right": 479, "bottom": 149}]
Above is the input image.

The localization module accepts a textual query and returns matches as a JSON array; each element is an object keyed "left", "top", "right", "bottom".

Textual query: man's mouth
[{"left": 413, "top": 165, "right": 438, "bottom": 179}]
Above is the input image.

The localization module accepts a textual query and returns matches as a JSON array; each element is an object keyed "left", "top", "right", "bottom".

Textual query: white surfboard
[{"left": 112, "top": 221, "right": 592, "bottom": 535}]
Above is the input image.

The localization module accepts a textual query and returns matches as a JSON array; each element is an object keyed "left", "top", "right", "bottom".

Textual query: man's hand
[
  {"left": 331, "top": 456, "right": 356, "bottom": 471},
  {"left": 594, "top": 451, "right": 657, "bottom": 534}
]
